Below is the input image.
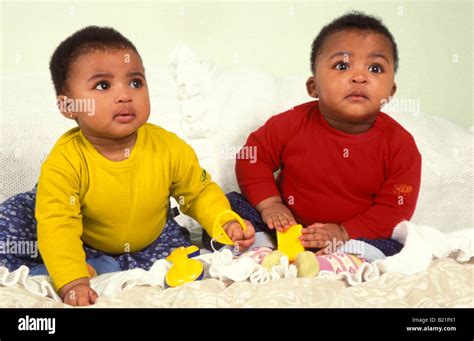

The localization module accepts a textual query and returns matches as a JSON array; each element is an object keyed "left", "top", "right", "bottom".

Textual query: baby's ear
[
  {"left": 305, "top": 76, "right": 318, "bottom": 98},
  {"left": 390, "top": 83, "right": 397, "bottom": 97},
  {"left": 56, "top": 95, "right": 75, "bottom": 120}
]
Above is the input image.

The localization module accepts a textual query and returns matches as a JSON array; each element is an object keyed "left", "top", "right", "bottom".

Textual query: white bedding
[
  {"left": 0, "top": 44, "right": 473, "bottom": 308},
  {"left": 1, "top": 259, "right": 472, "bottom": 308},
  {"left": 1, "top": 221, "right": 473, "bottom": 307}
]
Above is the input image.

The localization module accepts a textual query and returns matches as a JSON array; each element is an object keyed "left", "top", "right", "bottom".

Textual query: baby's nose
[
  {"left": 115, "top": 90, "right": 132, "bottom": 103},
  {"left": 350, "top": 72, "right": 368, "bottom": 84}
]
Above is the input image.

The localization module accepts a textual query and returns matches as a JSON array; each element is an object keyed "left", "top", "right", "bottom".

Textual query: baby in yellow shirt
[{"left": 30, "top": 26, "right": 255, "bottom": 306}]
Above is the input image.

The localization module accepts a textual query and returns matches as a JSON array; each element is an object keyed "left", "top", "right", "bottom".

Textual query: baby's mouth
[
  {"left": 345, "top": 91, "right": 369, "bottom": 102},
  {"left": 114, "top": 109, "right": 134, "bottom": 117},
  {"left": 114, "top": 110, "right": 136, "bottom": 123}
]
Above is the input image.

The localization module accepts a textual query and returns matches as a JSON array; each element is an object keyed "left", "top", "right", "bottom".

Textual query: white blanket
[{"left": 1, "top": 221, "right": 472, "bottom": 303}]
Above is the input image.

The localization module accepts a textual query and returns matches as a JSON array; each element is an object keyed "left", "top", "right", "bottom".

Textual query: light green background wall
[{"left": 1, "top": 0, "right": 473, "bottom": 127}]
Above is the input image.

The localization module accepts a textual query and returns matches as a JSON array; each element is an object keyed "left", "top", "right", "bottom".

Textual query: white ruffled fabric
[{"left": 1, "top": 221, "right": 472, "bottom": 302}]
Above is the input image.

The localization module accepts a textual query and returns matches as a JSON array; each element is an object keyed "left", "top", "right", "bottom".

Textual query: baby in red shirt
[{"left": 233, "top": 11, "right": 421, "bottom": 258}]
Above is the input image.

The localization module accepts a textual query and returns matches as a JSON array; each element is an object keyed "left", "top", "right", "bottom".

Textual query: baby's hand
[
  {"left": 64, "top": 284, "right": 98, "bottom": 306},
  {"left": 260, "top": 202, "right": 296, "bottom": 232},
  {"left": 300, "top": 222, "right": 349, "bottom": 253},
  {"left": 60, "top": 278, "right": 98, "bottom": 307},
  {"left": 223, "top": 219, "right": 255, "bottom": 251}
]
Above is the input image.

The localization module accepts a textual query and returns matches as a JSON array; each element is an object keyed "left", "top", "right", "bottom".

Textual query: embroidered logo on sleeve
[
  {"left": 200, "top": 169, "right": 211, "bottom": 186},
  {"left": 393, "top": 183, "right": 414, "bottom": 206},
  {"left": 393, "top": 183, "right": 413, "bottom": 196}
]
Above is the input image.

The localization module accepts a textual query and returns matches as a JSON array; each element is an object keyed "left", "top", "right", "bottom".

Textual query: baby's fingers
[
  {"left": 278, "top": 214, "right": 294, "bottom": 230},
  {"left": 276, "top": 214, "right": 295, "bottom": 232},
  {"left": 89, "top": 289, "right": 99, "bottom": 304},
  {"left": 77, "top": 293, "right": 92, "bottom": 307},
  {"left": 300, "top": 231, "right": 329, "bottom": 249},
  {"left": 287, "top": 216, "right": 297, "bottom": 227},
  {"left": 229, "top": 226, "right": 243, "bottom": 241},
  {"left": 302, "top": 226, "right": 328, "bottom": 239},
  {"left": 303, "top": 223, "right": 325, "bottom": 232},
  {"left": 243, "top": 221, "right": 256, "bottom": 239},
  {"left": 265, "top": 217, "right": 275, "bottom": 230},
  {"left": 300, "top": 239, "right": 327, "bottom": 249},
  {"left": 272, "top": 215, "right": 284, "bottom": 231},
  {"left": 237, "top": 235, "right": 255, "bottom": 250}
]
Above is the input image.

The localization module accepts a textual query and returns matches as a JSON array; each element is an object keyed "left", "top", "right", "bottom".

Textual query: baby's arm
[
  {"left": 36, "top": 155, "right": 92, "bottom": 303},
  {"left": 341, "top": 135, "right": 422, "bottom": 239},
  {"left": 301, "top": 137, "right": 421, "bottom": 246},
  {"left": 169, "top": 136, "right": 255, "bottom": 247},
  {"left": 236, "top": 113, "right": 296, "bottom": 230}
]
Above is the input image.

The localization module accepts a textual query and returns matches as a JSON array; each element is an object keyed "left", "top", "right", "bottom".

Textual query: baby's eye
[
  {"left": 334, "top": 62, "right": 349, "bottom": 71},
  {"left": 368, "top": 64, "right": 384, "bottom": 73},
  {"left": 130, "top": 79, "right": 143, "bottom": 88},
  {"left": 95, "top": 81, "right": 110, "bottom": 91}
]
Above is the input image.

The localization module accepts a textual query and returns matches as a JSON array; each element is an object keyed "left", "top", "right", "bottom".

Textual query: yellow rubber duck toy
[
  {"left": 165, "top": 210, "right": 247, "bottom": 287},
  {"left": 165, "top": 245, "right": 203, "bottom": 287}
]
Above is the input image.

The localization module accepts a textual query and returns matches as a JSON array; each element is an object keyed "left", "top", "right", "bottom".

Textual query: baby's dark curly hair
[
  {"left": 49, "top": 26, "right": 140, "bottom": 95},
  {"left": 310, "top": 11, "right": 398, "bottom": 74}
]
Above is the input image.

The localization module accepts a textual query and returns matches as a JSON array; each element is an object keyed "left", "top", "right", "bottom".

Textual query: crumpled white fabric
[
  {"left": 375, "top": 221, "right": 474, "bottom": 274},
  {"left": 249, "top": 254, "right": 297, "bottom": 284},
  {"left": 91, "top": 259, "right": 170, "bottom": 296},
  {"left": 0, "top": 259, "right": 171, "bottom": 303},
  {"left": 0, "top": 222, "right": 472, "bottom": 302},
  {"left": 205, "top": 250, "right": 259, "bottom": 282},
  {"left": 0, "top": 265, "right": 61, "bottom": 301},
  {"left": 198, "top": 249, "right": 297, "bottom": 283}
]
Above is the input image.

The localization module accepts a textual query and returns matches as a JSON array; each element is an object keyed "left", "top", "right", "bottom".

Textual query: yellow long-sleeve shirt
[{"left": 35, "top": 123, "right": 231, "bottom": 290}]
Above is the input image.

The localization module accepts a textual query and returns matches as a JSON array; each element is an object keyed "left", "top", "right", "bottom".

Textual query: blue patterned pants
[{"left": 0, "top": 187, "right": 191, "bottom": 273}]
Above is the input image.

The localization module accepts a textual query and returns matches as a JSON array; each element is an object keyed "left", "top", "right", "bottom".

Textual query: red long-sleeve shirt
[{"left": 236, "top": 101, "right": 422, "bottom": 239}]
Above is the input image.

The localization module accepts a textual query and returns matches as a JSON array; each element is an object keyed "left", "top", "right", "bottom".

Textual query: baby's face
[
  {"left": 308, "top": 30, "right": 396, "bottom": 125},
  {"left": 64, "top": 48, "right": 150, "bottom": 139}
]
